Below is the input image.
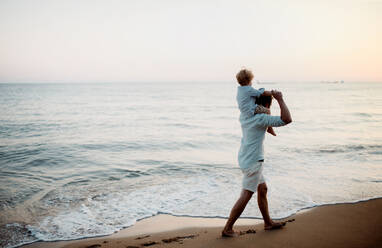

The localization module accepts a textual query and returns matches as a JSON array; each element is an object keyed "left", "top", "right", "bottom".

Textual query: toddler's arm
[{"left": 247, "top": 87, "right": 265, "bottom": 97}]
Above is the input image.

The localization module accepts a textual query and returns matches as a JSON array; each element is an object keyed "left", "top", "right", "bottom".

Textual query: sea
[{"left": 1, "top": 81, "right": 381, "bottom": 248}]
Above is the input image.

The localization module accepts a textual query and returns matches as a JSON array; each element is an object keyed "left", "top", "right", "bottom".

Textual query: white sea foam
[{"left": 26, "top": 170, "right": 318, "bottom": 242}]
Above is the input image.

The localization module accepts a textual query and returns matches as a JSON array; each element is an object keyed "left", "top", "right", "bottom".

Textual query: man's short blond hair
[{"left": 236, "top": 68, "right": 254, "bottom": 86}]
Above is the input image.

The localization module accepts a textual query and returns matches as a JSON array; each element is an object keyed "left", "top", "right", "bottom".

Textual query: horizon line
[{"left": 1, "top": 80, "right": 381, "bottom": 84}]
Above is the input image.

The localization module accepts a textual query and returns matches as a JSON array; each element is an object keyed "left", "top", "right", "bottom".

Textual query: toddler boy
[{"left": 236, "top": 68, "right": 276, "bottom": 136}]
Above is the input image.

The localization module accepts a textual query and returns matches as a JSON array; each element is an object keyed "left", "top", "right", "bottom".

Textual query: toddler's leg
[
  {"left": 255, "top": 105, "right": 270, "bottom": 115},
  {"left": 254, "top": 105, "right": 276, "bottom": 136},
  {"left": 266, "top": 108, "right": 276, "bottom": 136},
  {"left": 267, "top": 126, "right": 276, "bottom": 136}
]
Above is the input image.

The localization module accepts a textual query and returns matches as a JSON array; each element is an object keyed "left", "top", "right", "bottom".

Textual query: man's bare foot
[
  {"left": 221, "top": 230, "right": 239, "bottom": 237},
  {"left": 264, "top": 221, "right": 286, "bottom": 230}
]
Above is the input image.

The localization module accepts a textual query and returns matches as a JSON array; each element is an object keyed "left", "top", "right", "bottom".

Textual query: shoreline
[{"left": 21, "top": 198, "right": 382, "bottom": 248}]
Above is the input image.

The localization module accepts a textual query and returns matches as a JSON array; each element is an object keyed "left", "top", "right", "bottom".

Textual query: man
[{"left": 222, "top": 90, "right": 292, "bottom": 237}]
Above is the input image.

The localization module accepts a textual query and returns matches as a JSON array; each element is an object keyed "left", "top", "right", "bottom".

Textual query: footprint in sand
[
  {"left": 239, "top": 229, "right": 256, "bottom": 235},
  {"left": 162, "top": 234, "right": 198, "bottom": 243},
  {"left": 134, "top": 233, "right": 199, "bottom": 246},
  {"left": 135, "top": 235, "right": 151, "bottom": 240},
  {"left": 86, "top": 245, "right": 101, "bottom": 248},
  {"left": 142, "top": 241, "right": 158, "bottom": 246}
]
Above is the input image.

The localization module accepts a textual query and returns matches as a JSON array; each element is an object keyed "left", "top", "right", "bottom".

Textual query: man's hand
[{"left": 271, "top": 90, "right": 283, "bottom": 101}]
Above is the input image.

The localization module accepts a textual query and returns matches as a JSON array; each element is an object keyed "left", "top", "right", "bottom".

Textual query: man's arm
[
  {"left": 272, "top": 90, "right": 292, "bottom": 124},
  {"left": 261, "top": 90, "right": 272, "bottom": 97}
]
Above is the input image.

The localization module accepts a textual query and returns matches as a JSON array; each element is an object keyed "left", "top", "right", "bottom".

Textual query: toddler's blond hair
[{"left": 236, "top": 68, "right": 254, "bottom": 86}]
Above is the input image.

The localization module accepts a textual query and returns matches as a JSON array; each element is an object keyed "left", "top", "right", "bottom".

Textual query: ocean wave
[
  {"left": 317, "top": 144, "right": 382, "bottom": 154},
  {"left": 284, "top": 144, "right": 382, "bottom": 155},
  {"left": 23, "top": 158, "right": 56, "bottom": 168},
  {"left": 0, "top": 147, "right": 46, "bottom": 165},
  {"left": 74, "top": 140, "right": 220, "bottom": 152},
  {"left": 351, "top": 112, "right": 372, "bottom": 117},
  {"left": 165, "top": 123, "right": 200, "bottom": 129}
]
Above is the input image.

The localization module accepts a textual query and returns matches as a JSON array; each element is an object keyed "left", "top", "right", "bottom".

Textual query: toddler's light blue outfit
[{"left": 236, "top": 85, "right": 265, "bottom": 119}]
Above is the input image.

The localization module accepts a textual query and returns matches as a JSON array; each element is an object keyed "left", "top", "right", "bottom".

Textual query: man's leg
[
  {"left": 257, "top": 183, "right": 285, "bottom": 230},
  {"left": 222, "top": 189, "right": 253, "bottom": 237}
]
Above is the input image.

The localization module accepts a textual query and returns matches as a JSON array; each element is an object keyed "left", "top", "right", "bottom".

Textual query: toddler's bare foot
[{"left": 267, "top": 127, "right": 276, "bottom": 136}]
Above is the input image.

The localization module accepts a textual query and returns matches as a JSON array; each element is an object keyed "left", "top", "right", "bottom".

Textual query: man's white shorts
[{"left": 241, "top": 161, "right": 265, "bottom": 193}]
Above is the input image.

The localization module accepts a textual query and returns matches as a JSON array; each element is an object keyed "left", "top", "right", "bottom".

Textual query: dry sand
[{"left": 23, "top": 198, "right": 382, "bottom": 248}]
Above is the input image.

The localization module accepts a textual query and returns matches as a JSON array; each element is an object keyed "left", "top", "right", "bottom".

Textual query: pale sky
[{"left": 0, "top": 0, "right": 381, "bottom": 83}]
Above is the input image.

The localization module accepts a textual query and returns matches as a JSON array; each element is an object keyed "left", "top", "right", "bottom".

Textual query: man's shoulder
[
  {"left": 258, "top": 114, "right": 286, "bottom": 127},
  {"left": 256, "top": 113, "right": 270, "bottom": 119},
  {"left": 240, "top": 113, "right": 265, "bottom": 125},
  {"left": 256, "top": 114, "right": 281, "bottom": 121},
  {"left": 253, "top": 114, "right": 270, "bottom": 124},
  {"left": 241, "top": 114, "right": 284, "bottom": 127}
]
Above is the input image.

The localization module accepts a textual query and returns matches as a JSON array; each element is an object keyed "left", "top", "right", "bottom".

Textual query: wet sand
[{"left": 23, "top": 198, "right": 382, "bottom": 248}]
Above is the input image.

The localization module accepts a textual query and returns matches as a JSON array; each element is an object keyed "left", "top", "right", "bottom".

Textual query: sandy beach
[{"left": 22, "top": 198, "right": 382, "bottom": 248}]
